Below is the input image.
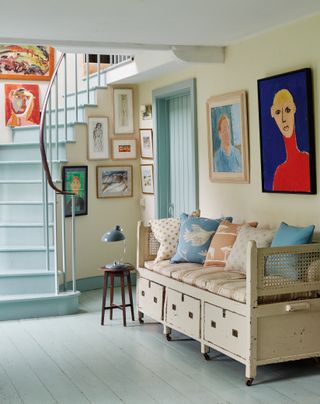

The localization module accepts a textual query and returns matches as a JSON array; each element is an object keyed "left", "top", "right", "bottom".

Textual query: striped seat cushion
[{"left": 144, "top": 260, "right": 202, "bottom": 278}]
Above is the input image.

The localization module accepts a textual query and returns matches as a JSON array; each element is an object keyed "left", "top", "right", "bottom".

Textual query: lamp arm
[{"left": 118, "top": 239, "right": 126, "bottom": 264}]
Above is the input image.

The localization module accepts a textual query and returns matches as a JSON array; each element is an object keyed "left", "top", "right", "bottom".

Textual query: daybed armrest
[
  {"left": 247, "top": 241, "right": 320, "bottom": 304},
  {"left": 137, "top": 221, "right": 160, "bottom": 268}
]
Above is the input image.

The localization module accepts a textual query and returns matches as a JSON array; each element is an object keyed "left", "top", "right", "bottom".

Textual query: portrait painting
[
  {"left": 258, "top": 68, "right": 316, "bottom": 194},
  {"left": 87, "top": 117, "right": 109, "bottom": 160},
  {"left": 113, "top": 88, "right": 134, "bottom": 134},
  {"left": 0, "top": 45, "right": 54, "bottom": 81},
  {"left": 207, "top": 90, "right": 249, "bottom": 183},
  {"left": 96, "top": 165, "right": 133, "bottom": 198},
  {"left": 62, "top": 166, "right": 88, "bottom": 217},
  {"left": 140, "top": 129, "right": 153, "bottom": 159},
  {"left": 5, "top": 83, "right": 40, "bottom": 127},
  {"left": 140, "top": 164, "right": 154, "bottom": 194}
]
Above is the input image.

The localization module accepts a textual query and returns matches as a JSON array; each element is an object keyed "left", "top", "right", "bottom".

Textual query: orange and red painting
[
  {"left": 5, "top": 84, "right": 40, "bottom": 127},
  {"left": 0, "top": 45, "right": 54, "bottom": 81}
]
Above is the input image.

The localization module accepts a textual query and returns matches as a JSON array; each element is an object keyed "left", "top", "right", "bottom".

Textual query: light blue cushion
[
  {"left": 171, "top": 214, "right": 232, "bottom": 264},
  {"left": 271, "top": 222, "right": 315, "bottom": 247},
  {"left": 266, "top": 222, "right": 315, "bottom": 280}
]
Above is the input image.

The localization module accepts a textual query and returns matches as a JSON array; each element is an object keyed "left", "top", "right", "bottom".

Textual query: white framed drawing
[
  {"left": 87, "top": 117, "right": 109, "bottom": 160},
  {"left": 113, "top": 88, "right": 134, "bottom": 134},
  {"left": 112, "top": 138, "right": 137, "bottom": 160},
  {"left": 140, "top": 164, "right": 154, "bottom": 194},
  {"left": 139, "top": 129, "right": 153, "bottom": 159}
]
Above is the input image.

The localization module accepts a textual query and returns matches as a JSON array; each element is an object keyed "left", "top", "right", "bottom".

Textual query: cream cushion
[
  {"left": 225, "top": 225, "right": 275, "bottom": 274},
  {"left": 149, "top": 218, "right": 180, "bottom": 262}
]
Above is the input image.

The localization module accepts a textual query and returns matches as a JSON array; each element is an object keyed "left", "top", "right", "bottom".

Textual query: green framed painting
[{"left": 62, "top": 166, "right": 88, "bottom": 217}]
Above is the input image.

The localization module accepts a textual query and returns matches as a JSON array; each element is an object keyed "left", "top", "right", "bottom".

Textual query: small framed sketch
[
  {"left": 140, "top": 164, "right": 154, "bottom": 194},
  {"left": 62, "top": 166, "right": 88, "bottom": 217},
  {"left": 140, "top": 129, "right": 153, "bottom": 159},
  {"left": 140, "top": 104, "right": 152, "bottom": 120},
  {"left": 96, "top": 165, "right": 133, "bottom": 198},
  {"left": 112, "top": 138, "right": 137, "bottom": 160},
  {"left": 113, "top": 88, "right": 134, "bottom": 134},
  {"left": 87, "top": 117, "right": 109, "bottom": 160}
]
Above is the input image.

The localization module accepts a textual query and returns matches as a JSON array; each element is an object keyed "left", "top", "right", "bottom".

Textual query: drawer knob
[
  {"left": 232, "top": 329, "right": 238, "bottom": 338},
  {"left": 172, "top": 304, "right": 176, "bottom": 311},
  {"left": 222, "top": 309, "right": 226, "bottom": 318},
  {"left": 141, "top": 290, "right": 145, "bottom": 297},
  {"left": 211, "top": 320, "right": 216, "bottom": 328},
  {"left": 153, "top": 297, "right": 157, "bottom": 303},
  {"left": 188, "top": 312, "right": 193, "bottom": 319}
]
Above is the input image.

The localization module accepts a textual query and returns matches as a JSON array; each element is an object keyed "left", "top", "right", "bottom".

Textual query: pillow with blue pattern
[{"left": 171, "top": 213, "right": 232, "bottom": 264}]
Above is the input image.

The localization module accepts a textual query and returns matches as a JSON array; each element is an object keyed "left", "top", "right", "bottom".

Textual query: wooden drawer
[
  {"left": 204, "top": 302, "right": 247, "bottom": 358},
  {"left": 138, "top": 278, "right": 164, "bottom": 321},
  {"left": 166, "top": 288, "right": 200, "bottom": 339}
]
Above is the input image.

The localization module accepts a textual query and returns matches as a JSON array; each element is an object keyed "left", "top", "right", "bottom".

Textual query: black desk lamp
[{"left": 101, "top": 225, "right": 129, "bottom": 269}]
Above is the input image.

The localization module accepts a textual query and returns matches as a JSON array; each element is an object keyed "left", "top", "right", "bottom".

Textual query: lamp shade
[{"left": 101, "top": 225, "right": 125, "bottom": 243}]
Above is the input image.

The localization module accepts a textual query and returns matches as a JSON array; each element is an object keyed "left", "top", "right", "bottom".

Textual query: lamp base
[{"left": 104, "top": 262, "right": 133, "bottom": 270}]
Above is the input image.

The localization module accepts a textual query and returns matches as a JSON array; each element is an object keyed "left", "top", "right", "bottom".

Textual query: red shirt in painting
[{"left": 273, "top": 130, "right": 310, "bottom": 192}]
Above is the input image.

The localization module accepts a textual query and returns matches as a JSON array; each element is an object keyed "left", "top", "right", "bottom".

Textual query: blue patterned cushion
[{"left": 171, "top": 214, "right": 232, "bottom": 264}]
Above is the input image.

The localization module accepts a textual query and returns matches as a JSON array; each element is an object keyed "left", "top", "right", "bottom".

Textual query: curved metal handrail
[{"left": 39, "top": 52, "right": 73, "bottom": 195}]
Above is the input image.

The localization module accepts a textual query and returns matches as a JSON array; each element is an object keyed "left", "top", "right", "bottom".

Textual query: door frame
[{"left": 152, "top": 78, "right": 198, "bottom": 218}]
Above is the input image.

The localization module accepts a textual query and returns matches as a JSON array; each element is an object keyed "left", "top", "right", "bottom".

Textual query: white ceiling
[{"left": 1, "top": 0, "right": 320, "bottom": 51}]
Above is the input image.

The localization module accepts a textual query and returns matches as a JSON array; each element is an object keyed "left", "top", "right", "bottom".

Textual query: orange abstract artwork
[{"left": 5, "top": 84, "right": 40, "bottom": 127}]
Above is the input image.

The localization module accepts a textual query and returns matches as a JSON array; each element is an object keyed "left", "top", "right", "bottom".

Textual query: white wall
[{"left": 138, "top": 14, "right": 320, "bottom": 230}]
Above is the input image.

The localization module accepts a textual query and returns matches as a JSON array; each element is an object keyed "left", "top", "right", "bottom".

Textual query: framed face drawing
[
  {"left": 62, "top": 166, "right": 88, "bottom": 217},
  {"left": 207, "top": 90, "right": 249, "bottom": 183},
  {"left": 87, "top": 117, "right": 109, "bottom": 160},
  {"left": 258, "top": 68, "right": 316, "bottom": 194}
]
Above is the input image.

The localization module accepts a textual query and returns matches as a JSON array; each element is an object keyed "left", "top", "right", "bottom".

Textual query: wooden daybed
[{"left": 136, "top": 221, "right": 320, "bottom": 385}]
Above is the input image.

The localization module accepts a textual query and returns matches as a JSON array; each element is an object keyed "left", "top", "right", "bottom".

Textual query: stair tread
[
  {"left": 0, "top": 246, "right": 54, "bottom": 252},
  {"left": 0, "top": 222, "right": 54, "bottom": 227},
  {"left": 0, "top": 270, "right": 58, "bottom": 277},
  {"left": 0, "top": 160, "right": 67, "bottom": 164},
  {"left": 12, "top": 122, "right": 86, "bottom": 132},
  {"left": 0, "top": 140, "right": 75, "bottom": 147},
  {"left": 0, "top": 179, "right": 60, "bottom": 184},
  {"left": 0, "top": 290, "right": 79, "bottom": 302},
  {"left": 0, "top": 201, "right": 54, "bottom": 205},
  {"left": 66, "top": 85, "right": 107, "bottom": 98}
]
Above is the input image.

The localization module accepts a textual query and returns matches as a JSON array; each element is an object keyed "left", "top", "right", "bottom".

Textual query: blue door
[{"left": 153, "top": 79, "right": 198, "bottom": 218}]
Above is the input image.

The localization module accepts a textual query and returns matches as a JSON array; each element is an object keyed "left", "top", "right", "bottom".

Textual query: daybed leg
[
  {"left": 138, "top": 311, "right": 144, "bottom": 324},
  {"left": 201, "top": 343, "right": 210, "bottom": 360},
  {"left": 163, "top": 325, "right": 172, "bottom": 341},
  {"left": 245, "top": 363, "right": 256, "bottom": 387}
]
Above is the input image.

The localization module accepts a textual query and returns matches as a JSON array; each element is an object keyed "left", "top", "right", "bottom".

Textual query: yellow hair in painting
[{"left": 272, "top": 89, "right": 295, "bottom": 108}]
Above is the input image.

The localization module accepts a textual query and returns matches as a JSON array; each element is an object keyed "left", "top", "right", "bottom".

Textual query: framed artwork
[
  {"left": 87, "top": 117, "right": 109, "bottom": 160},
  {"left": 258, "top": 68, "right": 316, "bottom": 194},
  {"left": 140, "top": 104, "right": 152, "bottom": 120},
  {"left": 112, "top": 138, "right": 137, "bottom": 160},
  {"left": 96, "top": 165, "right": 133, "bottom": 198},
  {"left": 113, "top": 88, "right": 134, "bottom": 134},
  {"left": 207, "top": 90, "right": 249, "bottom": 183},
  {"left": 139, "top": 129, "right": 153, "bottom": 159},
  {"left": 62, "top": 166, "right": 88, "bottom": 217},
  {"left": 0, "top": 45, "right": 54, "bottom": 81},
  {"left": 5, "top": 84, "right": 40, "bottom": 127},
  {"left": 140, "top": 164, "right": 154, "bottom": 194}
]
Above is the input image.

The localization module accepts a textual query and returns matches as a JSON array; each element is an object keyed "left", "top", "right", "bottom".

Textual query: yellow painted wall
[{"left": 138, "top": 14, "right": 320, "bottom": 229}]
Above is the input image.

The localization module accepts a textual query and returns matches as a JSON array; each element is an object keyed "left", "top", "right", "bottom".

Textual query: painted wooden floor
[{"left": 1, "top": 289, "right": 320, "bottom": 404}]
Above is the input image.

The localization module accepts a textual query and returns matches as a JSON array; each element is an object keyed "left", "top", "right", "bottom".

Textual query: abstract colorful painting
[
  {"left": 5, "top": 84, "right": 40, "bottom": 127},
  {"left": 258, "top": 68, "right": 316, "bottom": 194},
  {"left": 0, "top": 45, "right": 54, "bottom": 81}
]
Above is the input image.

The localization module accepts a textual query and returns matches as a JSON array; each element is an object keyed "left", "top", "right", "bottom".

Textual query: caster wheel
[
  {"left": 246, "top": 378, "right": 254, "bottom": 387},
  {"left": 166, "top": 334, "right": 172, "bottom": 341},
  {"left": 203, "top": 353, "right": 210, "bottom": 361},
  {"left": 139, "top": 318, "right": 144, "bottom": 324}
]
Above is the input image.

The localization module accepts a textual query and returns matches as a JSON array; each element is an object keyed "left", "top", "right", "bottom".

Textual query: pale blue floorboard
[{"left": 1, "top": 288, "right": 320, "bottom": 403}]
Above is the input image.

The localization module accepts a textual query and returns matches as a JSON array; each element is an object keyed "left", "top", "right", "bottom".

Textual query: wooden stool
[{"left": 101, "top": 264, "right": 135, "bottom": 327}]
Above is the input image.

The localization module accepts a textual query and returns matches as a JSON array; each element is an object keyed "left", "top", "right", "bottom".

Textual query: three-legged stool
[{"left": 101, "top": 264, "right": 135, "bottom": 327}]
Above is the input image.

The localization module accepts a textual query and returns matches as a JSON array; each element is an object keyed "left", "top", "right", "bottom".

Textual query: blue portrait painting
[{"left": 258, "top": 68, "right": 316, "bottom": 194}]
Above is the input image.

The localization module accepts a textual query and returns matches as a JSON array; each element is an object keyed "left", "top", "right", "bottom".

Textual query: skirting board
[{"left": 66, "top": 272, "right": 137, "bottom": 292}]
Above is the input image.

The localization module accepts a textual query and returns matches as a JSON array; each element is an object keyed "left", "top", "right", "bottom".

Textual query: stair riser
[
  {"left": 0, "top": 205, "right": 53, "bottom": 223},
  {"left": 67, "top": 87, "right": 97, "bottom": 105},
  {"left": 0, "top": 144, "right": 66, "bottom": 161},
  {"left": 50, "top": 107, "right": 85, "bottom": 124},
  {"left": 12, "top": 125, "right": 75, "bottom": 143},
  {"left": 0, "top": 183, "right": 54, "bottom": 202},
  {"left": 0, "top": 164, "right": 61, "bottom": 180},
  {"left": 0, "top": 227, "right": 53, "bottom": 247},
  {"left": 0, "top": 250, "right": 54, "bottom": 270},
  {"left": 0, "top": 274, "right": 57, "bottom": 295}
]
